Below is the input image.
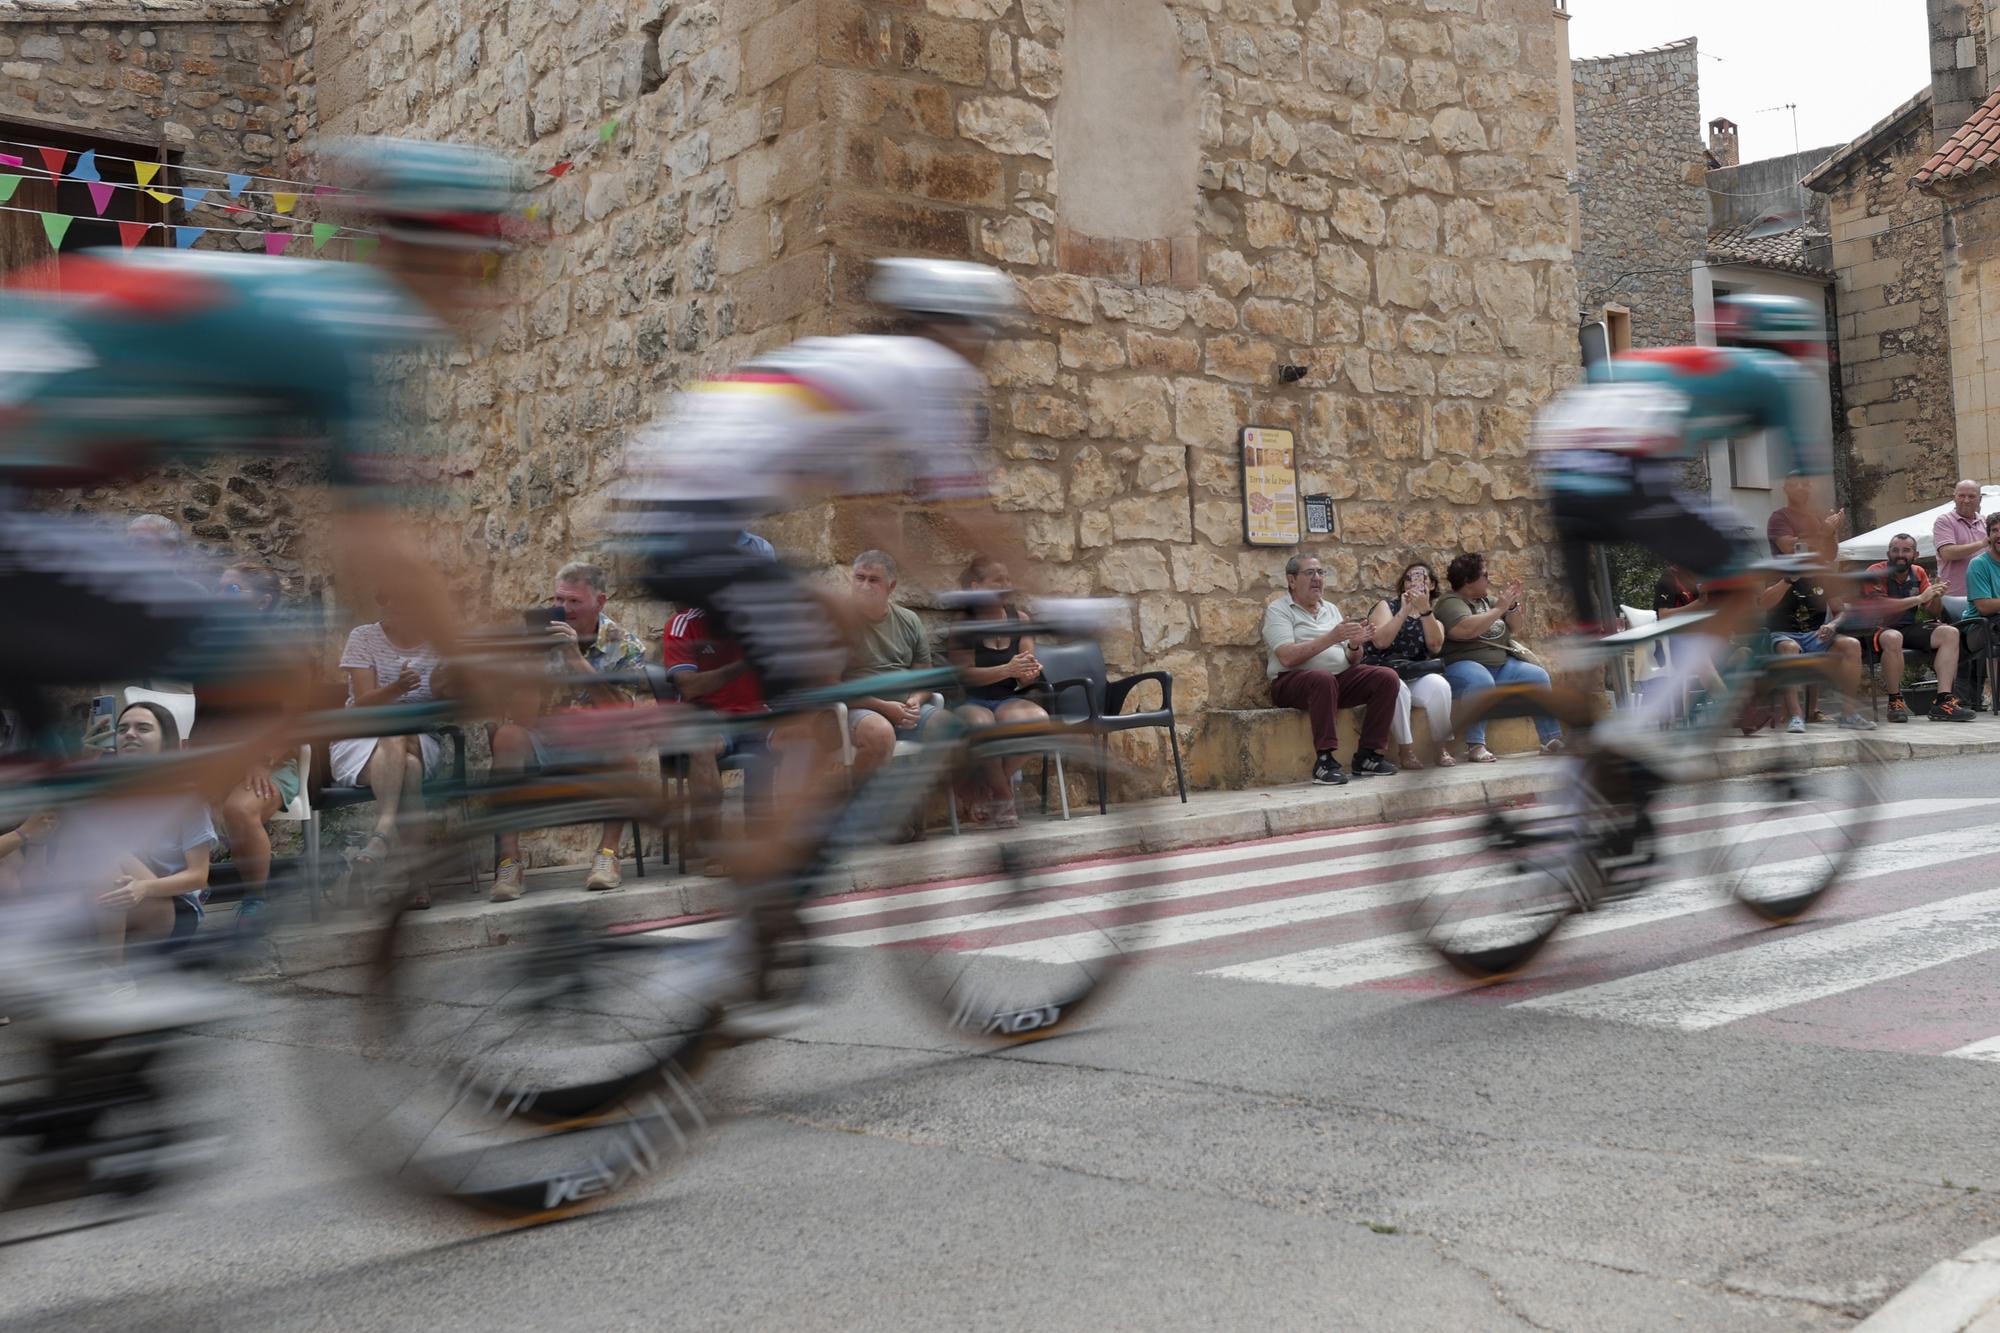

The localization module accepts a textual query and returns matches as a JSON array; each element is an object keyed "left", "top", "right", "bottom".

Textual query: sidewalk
[{"left": 248, "top": 721, "right": 2000, "bottom": 979}]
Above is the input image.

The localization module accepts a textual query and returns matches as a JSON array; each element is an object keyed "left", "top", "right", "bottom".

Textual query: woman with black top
[
  {"left": 946, "top": 556, "right": 1049, "bottom": 828},
  {"left": 1364, "top": 561, "right": 1455, "bottom": 768}
]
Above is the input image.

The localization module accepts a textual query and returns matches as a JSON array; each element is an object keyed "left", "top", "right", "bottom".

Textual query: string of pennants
[{"left": 0, "top": 115, "right": 627, "bottom": 256}]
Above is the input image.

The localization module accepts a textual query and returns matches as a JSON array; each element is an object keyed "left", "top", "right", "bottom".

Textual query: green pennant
[
  {"left": 353, "top": 236, "right": 378, "bottom": 263},
  {"left": 311, "top": 221, "right": 338, "bottom": 252},
  {"left": 0, "top": 174, "right": 20, "bottom": 203},
  {"left": 598, "top": 118, "right": 619, "bottom": 144},
  {"left": 40, "top": 211, "right": 72, "bottom": 251}
]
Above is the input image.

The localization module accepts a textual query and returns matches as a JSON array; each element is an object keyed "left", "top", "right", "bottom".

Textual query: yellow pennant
[
  {"left": 272, "top": 192, "right": 297, "bottom": 215},
  {"left": 135, "top": 161, "right": 160, "bottom": 187},
  {"left": 145, "top": 188, "right": 175, "bottom": 204}
]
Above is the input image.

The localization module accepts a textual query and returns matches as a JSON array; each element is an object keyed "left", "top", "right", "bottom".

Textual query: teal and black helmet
[
  {"left": 319, "top": 137, "right": 534, "bottom": 250},
  {"left": 1712, "top": 293, "right": 1826, "bottom": 353}
]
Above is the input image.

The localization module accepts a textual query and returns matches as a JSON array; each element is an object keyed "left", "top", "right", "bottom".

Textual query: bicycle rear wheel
[
  {"left": 829, "top": 726, "right": 1163, "bottom": 1042},
  {"left": 1404, "top": 685, "right": 1600, "bottom": 980},
  {"left": 306, "top": 835, "right": 730, "bottom": 1220},
  {"left": 1685, "top": 655, "right": 1884, "bottom": 924}
]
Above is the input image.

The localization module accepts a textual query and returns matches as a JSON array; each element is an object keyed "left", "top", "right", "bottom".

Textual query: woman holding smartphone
[{"left": 327, "top": 590, "right": 444, "bottom": 901}]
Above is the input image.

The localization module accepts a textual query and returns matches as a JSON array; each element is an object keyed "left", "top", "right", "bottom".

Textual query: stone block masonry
[{"left": 1570, "top": 37, "right": 1706, "bottom": 349}]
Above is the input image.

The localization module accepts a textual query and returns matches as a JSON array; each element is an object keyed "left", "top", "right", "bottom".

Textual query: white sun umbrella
[{"left": 1837, "top": 486, "right": 2000, "bottom": 564}]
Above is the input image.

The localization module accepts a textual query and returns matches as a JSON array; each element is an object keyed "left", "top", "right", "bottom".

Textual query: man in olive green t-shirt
[{"left": 845, "top": 549, "right": 942, "bottom": 776}]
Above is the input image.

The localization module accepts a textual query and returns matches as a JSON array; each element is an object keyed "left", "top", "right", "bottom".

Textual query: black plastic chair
[
  {"left": 1035, "top": 640, "right": 1187, "bottom": 814},
  {"left": 647, "top": 664, "right": 771, "bottom": 874}
]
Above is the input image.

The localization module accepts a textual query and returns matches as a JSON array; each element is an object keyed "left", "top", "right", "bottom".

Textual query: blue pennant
[
  {"left": 181, "top": 186, "right": 209, "bottom": 211},
  {"left": 225, "top": 173, "right": 250, "bottom": 198},
  {"left": 71, "top": 149, "right": 101, "bottom": 183},
  {"left": 174, "top": 226, "right": 206, "bottom": 249}
]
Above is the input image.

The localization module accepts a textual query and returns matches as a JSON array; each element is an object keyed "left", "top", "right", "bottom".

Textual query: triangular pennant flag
[
  {"left": 547, "top": 160, "right": 573, "bottom": 178},
  {"left": 222, "top": 203, "right": 244, "bottom": 214},
  {"left": 86, "top": 182, "right": 114, "bottom": 215},
  {"left": 226, "top": 173, "right": 250, "bottom": 198},
  {"left": 271, "top": 192, "right": 297, "bottom": 215},
  {"left": 39, "top": 212, "right": 71, "bottom": 251},
  {"left": 480, "top": 251, "right": 498, "bottom": 282},
  {"left": 37, "top": 147, "right": 67, "bottom": 181},
  {"left": 72, "top": 149, "right": 101, "bottom": 183},
  {"left": 353, "top": 236, "right": 378, "bottom": 262},
  {"left": 174, "top": 226, "right": 205, "bottom": 250},
  {"left": 0, "top": 175, "right": 20, "bottom": 204},
  {"left": 311, "top": 221, "right": 337, "bottom": 252},
  {"left": 598, "top": 118, "right": 619, "bottom": 144},
  {"left": 525, "top": 203, "right": 539, "bottom": 221},
  {"left": 145, "top": 188, "right": 174, "bottom": 205},
  {"left": 117, "top": 221, "right": 150, "bottom": 249},
  {"left": 134, "top": 161, "right": 160, "bottom": 187},
  {"left": 181, "top": 186, "right": 209, "bottom": 211},
  {"left": 0, "top": 153, "right": 21, "bottom": 169},
  {"left": 263, "top": 231, "right": 291, "bottom": 257},
  {"left": 313, "top": 185, "right": 335, "bottom": 197}
]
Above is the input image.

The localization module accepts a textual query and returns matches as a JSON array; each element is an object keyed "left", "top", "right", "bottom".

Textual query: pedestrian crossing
[{"left": 643, "top": 795, "right": 2000, "bottom": 1060}]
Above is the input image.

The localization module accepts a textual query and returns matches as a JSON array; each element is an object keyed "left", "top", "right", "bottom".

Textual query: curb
[
  {"left": 1857, "top": 1236, "right": 2000, "bottom": 1331},
  {"left": 248, "top": 725, "right": 1999, "bottom": 979}
]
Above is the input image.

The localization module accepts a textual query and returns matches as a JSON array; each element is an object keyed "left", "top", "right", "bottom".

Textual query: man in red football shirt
[{"left": 662, "top": 605, "right": 772, "bottom": 848}]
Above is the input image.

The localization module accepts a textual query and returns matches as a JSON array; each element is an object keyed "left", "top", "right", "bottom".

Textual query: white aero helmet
[{"left": 868, "top": 257, "right": 1021, "bottom": 331}]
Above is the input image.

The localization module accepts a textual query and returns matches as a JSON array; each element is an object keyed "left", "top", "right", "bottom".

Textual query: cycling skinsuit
[
  {"left": 618, "top": 334, "right": 991, "bottom": 701},
  {"left": 1533, "top": 345, "right": 1832, "bottom": 630}
]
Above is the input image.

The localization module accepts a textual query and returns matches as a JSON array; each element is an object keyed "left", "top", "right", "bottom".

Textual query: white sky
[{"left": 1566, "top": 1, "right": 1935, "bottom": 164}]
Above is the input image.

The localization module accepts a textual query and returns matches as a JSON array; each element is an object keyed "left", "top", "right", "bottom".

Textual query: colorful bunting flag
[
  {"left": 0, "top": 175, "right": 19, "bottom": 204},
  {"left": 134, "top": 161, "right": 160, "bottom": 187},
  {"left": 37, "top": 147, "right": 67, "bottom": 181},
  {"left": 0, "top": 153, "right": 20, "bottom": 168},
  {"left": 264, "top": 231, "right": 291, "bottom": 256},
  {"left": 174, "top": 226, "right": 205, "bottom": 249},
  {"left": 182, "top": 186, "right": 209, "bottom": 211},
  {"left": 86, "top": 182, "right": 114, "bottom": 215},
  {"left": 313, "top": 185, "right": 335, "bottom": 197},
  {"left": 145, "top": 188, "right": 175, "bottom": 204},
  {"left": 353, "top": 236, "right": 378, "bottom": 262},
  {"left": 547, "top": 161, "right": 573, "bottom": 179},
  {"left": 311, "top": 221, "right": 337, "bottom": 252},
  {"left": 39, "top": 212, "right": 71, "bottom": 250},
  {"left": 117, "top": 221, "right": 151, "bottom": 249},
  {"left": 226, "top": 173, "right": 250, "bottom": 197},
  {"left": 271, "top": 192, "right": 297, "bottom": 215},
  {"left": 71, "top": 149, "right": 101, "bottom": 183},
  {"left": 598, "top": 118, "right": 619, "bottom": 144},
  {"left": 525, "top": 203, "right": 539, "bottom": 221}
]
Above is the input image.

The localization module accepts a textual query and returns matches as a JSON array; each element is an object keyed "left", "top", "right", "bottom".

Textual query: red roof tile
[
  {"left": 1915, "top": 87, "right": 2000, "bottom": 189},
  {"left": 1706, "top": 224, "right": 1831, "bottom": 278}
]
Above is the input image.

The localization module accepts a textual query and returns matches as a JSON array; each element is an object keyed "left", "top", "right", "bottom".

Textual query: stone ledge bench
[{"left": 1188, "top": 706, "right": 1544, "bottom": 790}]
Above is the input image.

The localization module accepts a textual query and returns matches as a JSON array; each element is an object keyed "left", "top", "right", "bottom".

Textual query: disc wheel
[
  {"left": 1405, "top": 685, "right": 1602, "bottom": 981},
  {"left": 836, "top": 727, "right": 1163, "bottom": 1043}
]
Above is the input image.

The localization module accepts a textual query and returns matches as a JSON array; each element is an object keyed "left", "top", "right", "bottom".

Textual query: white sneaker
[
  {"left": 584, "top": 849, "right": 622, "bottom": 892},
  {"left": 489, "top": 859, "right": 525, "bottom": 903},
  {"left": 1786, "top": 715, "right": 1806, "bottom": 735}
]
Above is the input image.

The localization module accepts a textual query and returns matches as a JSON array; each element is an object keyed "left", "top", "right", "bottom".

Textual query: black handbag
[{"left": 1383, "top": 656, "right": 1445, "bottom": 681}]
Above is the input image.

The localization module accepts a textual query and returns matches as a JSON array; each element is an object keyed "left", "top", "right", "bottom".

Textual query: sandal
[
  {"left": 1540, "top": 738, "right": 1566, "bottom": 756},
  {"left": 1435, "top": 749, "right": 1457, "bottom": 768},
  {"left": 1397, "top": 748, "right": 1425, "bottom": 771},
  {"left": 353, "top": 831, "right": 392, "bottom": 868},
  {"left": 1466, "top": 745, "right": 1497, "bottom": 764}
]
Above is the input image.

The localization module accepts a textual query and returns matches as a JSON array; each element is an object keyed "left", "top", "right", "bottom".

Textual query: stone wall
[
  {"left": 277, "top": 0, "right": 1579, "bottom": 793},
  {"left": 0, "top": 3, "right": 327, "bottom": 590},
  {"left": 1808, "top": 94, "right": 1955, "bottom": 526},
  {"left": 1934, "top": 186, "right": 2000, "bottom": 490},
  {"left": 1571, "top": 37, "right": 1706, "bottom": 348}
]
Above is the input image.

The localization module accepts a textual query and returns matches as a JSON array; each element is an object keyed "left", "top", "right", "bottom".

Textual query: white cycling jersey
[{"left": 621, "top": 334, "right": 990, "bottom": 519}]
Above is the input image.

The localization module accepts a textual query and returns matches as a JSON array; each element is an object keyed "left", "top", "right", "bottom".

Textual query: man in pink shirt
[{"left": 1934, "top": 478, "right": 1988, "bottom": 596}]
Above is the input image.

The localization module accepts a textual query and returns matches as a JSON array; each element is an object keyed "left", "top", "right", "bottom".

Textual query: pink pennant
[
  {"left": 0, "top": 153, "right": 21, "bottom": 168},
  {"left": 36, "top": 146, "right": 67, "bottom": 181},
  {"left": 263, "top": 231, "right": 292, "bottom": 256},
  {"left": 85, "top": 181, "right": 115, "bottom": 216}
]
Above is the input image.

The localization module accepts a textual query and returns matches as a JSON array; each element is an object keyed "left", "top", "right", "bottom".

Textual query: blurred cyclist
[
  {"left": 1533, "top": 293, "right": 1839, "bottom": 735},
  {"left": 617, "top": 257, "right": 1029, "bottom": 887}
]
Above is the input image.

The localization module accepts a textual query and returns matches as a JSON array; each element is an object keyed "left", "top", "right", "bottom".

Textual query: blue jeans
[{"left": 1441, "top": 657, "right": 1562, "bottom": 746}]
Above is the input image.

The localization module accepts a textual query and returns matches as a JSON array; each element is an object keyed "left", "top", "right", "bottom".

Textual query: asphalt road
[{"left": 7, "top": 749, "right": 2000, "bottom": 1331}]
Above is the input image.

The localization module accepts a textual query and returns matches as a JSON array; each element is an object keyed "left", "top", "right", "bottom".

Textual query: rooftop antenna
[{"left": 1754, "top": 102, "right": 1800, "bottom": 154}]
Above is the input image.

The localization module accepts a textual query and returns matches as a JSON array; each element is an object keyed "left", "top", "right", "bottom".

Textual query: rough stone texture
[
  {"left": 1570, "top": 38, "right": 1705, "bottom": 348},
  {"left": 1807, "top": 96, "right": 1955, "bottom": 529},
  {"left": 1928, "top": 180, "right": 2000, "bottom": 494},
  {"left": 0, "top": 6, "right": 314, "bottom": 583}
]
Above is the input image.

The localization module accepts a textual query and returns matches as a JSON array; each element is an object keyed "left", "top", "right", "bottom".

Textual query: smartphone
[
  {"left": 523, "top": 605, "right": 565, "bottom": 628},
  {"left": 84, "top": 694, "right": 116, "bottom": 751}
]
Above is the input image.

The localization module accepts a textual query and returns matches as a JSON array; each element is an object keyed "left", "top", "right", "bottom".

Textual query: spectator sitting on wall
[
  {"left": 1965, "top": 512, "right": 2000, "bottom": 618},
  {"left": 1934, "top": 479, "right": 1988, "bottom": 598},
  {"left": 488, "top": 561, "right": 648, "bottom": 903},
  {"left": 96, "top": 702, "right": 216, "bottom": 973},
  {"left": 1362, "top": 561, "right": 1454, "bottom": 770},
  {"left": 211, "top": 564, "right": 303, "bottom": 931},
  {"left": 327, "top": 590, "right": 446, "bottom": 908},
  {"left": 945, "top": 555, "right": 1050, "bottom": 827},
  {"left": 1262, "top": 553, "right": 1400, "bottom": 786},
  {"left": 1766, "top": 471, "right": 1844, "bottom": 558},
  {"left": 1861, "top": 533, "right": 1973, "bottom": 723},
  {"left": 1434, "top": 553, "right": 1565, "bottom": 763},
  {"left": 843, "top": 549, "right": 948, "bottom": 782}
]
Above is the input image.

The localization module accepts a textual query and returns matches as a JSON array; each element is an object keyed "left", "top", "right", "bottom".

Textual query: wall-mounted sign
[
  {"left": 1303, "top": 493, "right": 1334, "bottom": 535},
  {"left": 1240, "top": 425, "right": 1300, "bottom": 547}
]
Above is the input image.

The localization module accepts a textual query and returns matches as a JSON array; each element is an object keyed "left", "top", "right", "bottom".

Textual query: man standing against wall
[{"left": 1934, "top": 479, "right": 1988, "bottom": 597}]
